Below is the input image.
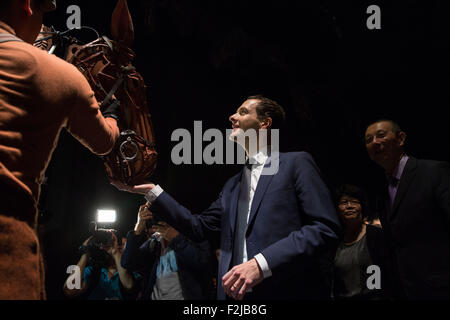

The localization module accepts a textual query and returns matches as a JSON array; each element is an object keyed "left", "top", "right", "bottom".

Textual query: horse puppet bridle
[{"left": 34, "top": 4, "right": 157, "bottom": 186}]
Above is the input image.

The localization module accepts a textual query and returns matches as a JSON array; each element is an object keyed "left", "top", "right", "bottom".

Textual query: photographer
[
  {"left": 63, "top": 230, "right": 139, "bottom": 300},
  {"left": 121, "top": 203, "right": 215, "bottom": 300}
]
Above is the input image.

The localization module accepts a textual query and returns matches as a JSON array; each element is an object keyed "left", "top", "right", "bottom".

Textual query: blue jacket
[
  {"left": 121, "top": 230, "right": 215, "bottom": 300},
  {"left": 150, "top": 152, "right": 341, "bottom": 300}
]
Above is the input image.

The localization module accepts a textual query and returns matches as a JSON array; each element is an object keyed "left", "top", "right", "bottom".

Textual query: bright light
[{"left": 96, "top": 209, "right": 117, "bottom": 223}]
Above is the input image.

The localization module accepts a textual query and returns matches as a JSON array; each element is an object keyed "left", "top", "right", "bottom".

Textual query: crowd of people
[
  {"left": 62, "top": 110, "right": 449, "bottom": 300},
  {"left": 63, "top": 205, "right": 217, "bottom": 300},
  {"left": 1, "top": 0, "right": 449, "bottom": 300}
]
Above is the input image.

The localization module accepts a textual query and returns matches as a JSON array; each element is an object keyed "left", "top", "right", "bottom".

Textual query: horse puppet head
[{"left": 37, "top": 0, "right": 157, "bottom": 185}]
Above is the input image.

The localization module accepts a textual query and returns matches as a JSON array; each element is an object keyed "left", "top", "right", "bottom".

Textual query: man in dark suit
[
  {"left": 113, "top": 95, "right": 341, "bottom": 300},
  {"left": 121, "top": 203, "right": 215, "bottom": 300},
  {"left": 365, "top": 119, "right": 450, "bottom": 299}
]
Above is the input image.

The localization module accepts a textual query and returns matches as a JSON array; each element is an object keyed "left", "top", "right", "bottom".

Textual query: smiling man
[
  {"left": 365, "top": 119, "right": 450, "bottom": 299},
  {"left": 113, "top": 95, "right": 341, "bottom": 300}
]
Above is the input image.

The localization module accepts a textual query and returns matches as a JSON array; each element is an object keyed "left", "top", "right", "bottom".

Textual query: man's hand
[
  {"left": 152, "top": 222, "right": 179, "bottom": 244},
  {"left": 110, "top": 180, "right": 155, "bottom": 195},
  {"left": 82, "top": 236, "right": 93, "bottom": 246},
  {"left": 106, "top": 232, "right": 120, "bottom": 258},
  {"left": 135, "top": 202, "right": 153, "bottom": 235},
  {"left": 79, "top": 236, "right": 93, "bottom": 257},
  {"left": 222, "top": 258, "right": 264, "bottom": 300}
]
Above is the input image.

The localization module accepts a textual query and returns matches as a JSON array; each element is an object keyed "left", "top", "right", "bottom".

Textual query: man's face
[
  {"left": 365, "top": 121, "right": 405, "bottom": 167},
  {"left": 228, "top": 99, "right": 264, "bottom": 140}
]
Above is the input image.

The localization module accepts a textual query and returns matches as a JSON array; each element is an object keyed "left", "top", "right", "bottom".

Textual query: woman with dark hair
[{"left": 332, "top": 184, "right": 393, "bottom": 300}]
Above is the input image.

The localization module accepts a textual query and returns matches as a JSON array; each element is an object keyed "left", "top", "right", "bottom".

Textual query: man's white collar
[{"left": 247, "top": 146, "right": 269, "bottom": 166}]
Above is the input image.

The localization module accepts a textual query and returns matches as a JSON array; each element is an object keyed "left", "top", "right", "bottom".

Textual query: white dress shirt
[{"left": 232, "top": 147, "right": 272, "bottom": 278}]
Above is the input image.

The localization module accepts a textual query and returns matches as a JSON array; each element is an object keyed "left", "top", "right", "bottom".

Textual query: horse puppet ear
[{"left": 111, "top": 0, "right": 134, "bottom": 46}]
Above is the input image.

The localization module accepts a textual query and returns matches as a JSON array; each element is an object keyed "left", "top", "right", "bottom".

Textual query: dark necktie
[
  {"left": 388, "top": 176, "right": 399, "bottom": 208},
  {"left": 245, "top": 159, "right": 253, "bottom": 170}
]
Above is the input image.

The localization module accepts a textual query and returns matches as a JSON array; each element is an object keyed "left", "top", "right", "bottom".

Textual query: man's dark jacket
[
  {"left": 379, "top": 156, "right": 450, "bottom": 299},
  {"left": 150, "top": 152, "right": 341, "bottom": 300},
  {"left": 121, "top": 231, "right": 215, "bottom": 300}
]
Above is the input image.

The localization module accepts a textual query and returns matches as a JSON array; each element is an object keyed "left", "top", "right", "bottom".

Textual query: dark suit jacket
[
  {"left": 151, "top": 152, "right": 341, "bottom": 300},
  {"left": 121, "top": 231, "right": 215, "bottom": 300},
  {"left": 379, "top": 156, "right": 450, "bottom": 299}
]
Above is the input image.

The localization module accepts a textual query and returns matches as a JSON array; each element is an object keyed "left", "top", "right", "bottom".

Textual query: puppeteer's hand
[
  {"left": 110, "top": 180, "right": 155, "bottom": 195},
  {"left": 222, "top": 258, "right": 264, "bottom": 300}
]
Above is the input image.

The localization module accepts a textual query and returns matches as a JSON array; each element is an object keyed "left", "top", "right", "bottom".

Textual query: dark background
[{"left": 39, "top": 0, "right": 450, "bottom": 299}]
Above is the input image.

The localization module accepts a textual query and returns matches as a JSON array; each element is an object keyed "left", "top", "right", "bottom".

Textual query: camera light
[{"left": 97, "top": 209, "right": 117, "bottom": 223}]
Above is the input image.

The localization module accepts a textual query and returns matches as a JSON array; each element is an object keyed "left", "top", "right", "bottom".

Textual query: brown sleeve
[{"left": 65, "top": 66, "right": 120, "bottom": 155}]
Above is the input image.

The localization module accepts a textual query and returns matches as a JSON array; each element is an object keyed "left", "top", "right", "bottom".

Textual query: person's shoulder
[
  {"left": 282, "top": 151, "right": 317, "bottom": 164},
  {"left": 13, "top": 41, "right": 84, "bottom": 80},
  {"left": 83, "top": 265, "right": 93, "bottom": 275},
  {"left": 37, "top": 47, "right": 83, "bottom": 76},
  {"left": 416, "top": 157, "right": 449, "bottom": 167},
  {"left": 222, "top": 170, "right": 242, "bottom": 188},
  {"left": 10, "top": 40, "right": 54, "bottom": 63},
  {"left": 1, "top": 41, "right": 40, "bottom": 73},
  {"left": 413, "top": 157, "right": 450, "bottom": 173},
  {"left": 281, "top": 151, "right": 313, "bottom": 158}
]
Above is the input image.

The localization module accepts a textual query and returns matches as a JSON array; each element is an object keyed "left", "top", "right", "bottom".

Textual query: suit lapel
[
  {"left": 246, "top": 154, "right": 280, "bottom": 230},
  {"left": 391, "top": 157, "right": 417, "bottom": 218},
  {"left": 229, "top": 170, "right": 243, "bottom": 234}
]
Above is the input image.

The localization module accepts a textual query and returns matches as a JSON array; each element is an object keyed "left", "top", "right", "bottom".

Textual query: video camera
[{"left": 85, "top": 222, "right": 117, "bottom": 268}]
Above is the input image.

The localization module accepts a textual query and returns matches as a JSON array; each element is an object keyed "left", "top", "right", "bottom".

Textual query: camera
[
  {"left": 84, "top": 222, "right": 117, "bottom": 268},
  {"left": 90, "top": 228, "right": 116, "bottom": 247}
]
